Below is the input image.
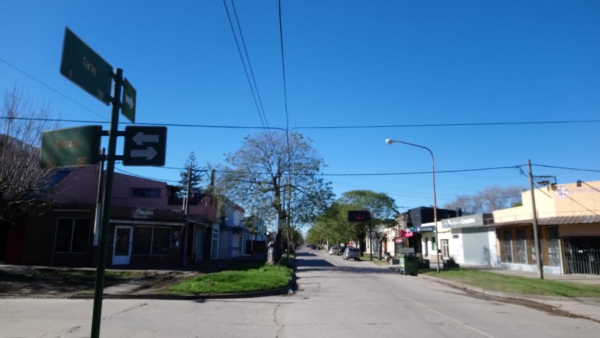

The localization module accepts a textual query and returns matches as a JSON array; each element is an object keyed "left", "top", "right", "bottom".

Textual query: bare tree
[
  {"left": 444, "top": 185, "right": 524, "bottom": 214},
  {"left": 0, "top": 86, "right": 59, "bottom": 220}
]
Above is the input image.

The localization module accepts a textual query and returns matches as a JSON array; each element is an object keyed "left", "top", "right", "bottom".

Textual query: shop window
[
  {"left": 132, "top": 226, "right": 171, "bottom": 255},
  {"left": 54, "top": 218, "right": 90, "bottom": 253},
  {"left": 133, "top": 226, "right": 152, "bottom": 254},
  {"left": 545, "top": 227, "right": 560, "bottom": 267},
  {"left": 515, "top": 229, "right": 527, "bottom": 264},
  {"left": 152, "top": 227, "right": 171, "bottom": 254},
  {"left": 500, "top": 229, "right": 513, "bottom": 263}
]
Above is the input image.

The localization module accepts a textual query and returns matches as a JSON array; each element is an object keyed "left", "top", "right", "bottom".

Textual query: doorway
[{"left": 112, "top": 226, "right": 133, "bottom": 265}]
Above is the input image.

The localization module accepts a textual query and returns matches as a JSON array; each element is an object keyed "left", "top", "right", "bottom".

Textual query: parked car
[
  {"left": 343, "top": 247, "right": 360, "bottom": 261},
  {"left": 328, "top": 246, "right": 339, "bottom": 255}
]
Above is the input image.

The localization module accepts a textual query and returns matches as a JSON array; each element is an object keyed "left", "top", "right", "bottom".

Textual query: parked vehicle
[
  {"left": 328, "top": 246, "right": 339, "bottom": 255},
  {"left": 343, "top": 247, "right": 360, "bottom": 261}
]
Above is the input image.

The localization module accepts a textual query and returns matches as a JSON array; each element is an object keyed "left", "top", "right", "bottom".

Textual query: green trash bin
[{"left": 399, "top": 254, "right": 419, "bottom": 276}]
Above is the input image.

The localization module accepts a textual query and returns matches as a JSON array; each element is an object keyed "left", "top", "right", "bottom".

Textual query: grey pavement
[{"left": 1, "top": 249, "right": 600, "bottom": 337}]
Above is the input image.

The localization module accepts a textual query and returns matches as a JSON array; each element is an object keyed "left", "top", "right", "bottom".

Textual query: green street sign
[
  {"left": 60, "top": 27, "right": 113, "bottom": 105},
  {"left": 122, "top": 126, "right": 167, "bottom": 166},
  {"left": 40, "top": 125, "right": 102, "bottom": 168},
  {"left": 122, "top": 78, "right": 136, "bottom": 123}
]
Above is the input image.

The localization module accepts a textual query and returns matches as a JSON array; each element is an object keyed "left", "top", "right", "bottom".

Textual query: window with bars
[
  {"left": 54, "top": 218, "right": 90, "bottom": 253},
  {"left": 545, "top": 227, "right": 560, "bottom": 267}
]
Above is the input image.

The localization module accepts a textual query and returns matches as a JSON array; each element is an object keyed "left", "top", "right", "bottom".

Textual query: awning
[{"left": 393, "top": 230, "right": 414, "bottom": 242}]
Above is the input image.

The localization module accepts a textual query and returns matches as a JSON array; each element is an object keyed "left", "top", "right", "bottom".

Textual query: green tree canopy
[
  {"left": 311, "top": 190, "right": 398, "bottom": 252},
  {"left": 178, "top": 152, "right": 202, "bottom": 197}
]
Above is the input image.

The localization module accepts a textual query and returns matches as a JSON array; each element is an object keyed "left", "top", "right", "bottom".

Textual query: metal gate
[{"left": 564, "top": 237, "right": 600, "bottom": 275}]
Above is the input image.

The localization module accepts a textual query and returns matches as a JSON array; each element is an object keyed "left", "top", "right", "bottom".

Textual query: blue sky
[{"left": 1, "top": 1, "right": 599, "bottom": 214}]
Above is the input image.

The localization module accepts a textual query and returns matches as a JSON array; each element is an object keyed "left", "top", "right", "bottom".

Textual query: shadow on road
[
  {"left": 295, "top": 252, "right": 318, "bottom": 257},
  {"left": 295, "top": 259, "right": 335, "bottom": 267}
]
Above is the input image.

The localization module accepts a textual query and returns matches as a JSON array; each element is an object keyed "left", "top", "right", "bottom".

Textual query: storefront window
[
  {"left": 152, "top": 227, "right": 171, "bottom": 254},
  {"left": 546, "top": 227, "right": 560, "bottom": 267},
  {"left": 515, "top": 229, "right": 527, "bottom": 264},
  {"left": 54, "top": 218, "right": 90, "bottom": 253},
  {"left": 500, "top": 230, "right": 513, "bottom": 263},
  {"left": 133, "top": 226, "right": 171, "bottom": 255}
]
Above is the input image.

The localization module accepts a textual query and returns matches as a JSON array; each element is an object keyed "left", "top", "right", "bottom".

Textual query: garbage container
[{"left": 399, "top": 254, "right": 419, "bottom": 276}]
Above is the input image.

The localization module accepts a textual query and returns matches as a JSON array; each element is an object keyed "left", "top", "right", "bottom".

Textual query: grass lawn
[
  {"left": 361, "top": 254, "right": 389, "bottom": 265},
  {"left": 420, "top": 268, "right": 600, "bottom": 298},
  {"left": 168, "top": 261, "right": 293, "bottom": 294}
]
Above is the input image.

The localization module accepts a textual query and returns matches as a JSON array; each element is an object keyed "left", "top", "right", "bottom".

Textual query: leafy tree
[
  {"left": 0, "top": 86, "right": 59, "bottom": 221},
  {"left": 312, "top": 190, "right": 398, "bottom": 258},
  {"left": 443, "top": 185, "right": 524, "bottom": 214},
  {"left": 178, "top": 152, "right": 203, "bottom": 198},
  {"left": 218, "top": 131, "right": 334, "bottom": 264}
]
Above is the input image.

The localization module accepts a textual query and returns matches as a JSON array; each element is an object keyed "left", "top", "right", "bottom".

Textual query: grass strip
[
  {"left": 168, "top": 262, "right": 292, "bottom": 294},
  {"left": 361, "top": 254, "right": 389, "bottom": 265},
  {"left": 420, "top": 268, "right": 600, "bottom": 298}
]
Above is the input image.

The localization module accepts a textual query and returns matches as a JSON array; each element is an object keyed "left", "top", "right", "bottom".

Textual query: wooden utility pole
[{"left": 528, "top": 159, "right": 544, "bottom": 280}]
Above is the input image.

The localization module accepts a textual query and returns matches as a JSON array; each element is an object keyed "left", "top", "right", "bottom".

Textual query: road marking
[{"left": 393, "top": 291, "right": 497, "bottom": 338}]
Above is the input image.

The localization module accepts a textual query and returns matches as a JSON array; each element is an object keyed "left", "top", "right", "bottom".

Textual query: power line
[
  {"left": 222, "top": 0, "right": 275, "bottom": 145},
  {"left": 0, "top": 57, "right": 107, "bottom": 121},
  {"left": 533, "top": 164, "right": 600, "bottom": 173},
  {"left": 3, "top": 116, "right": 596, "bottom": 131},
  {"left": 128, "top": 164, "right": 600, "bottom": 177},
  {"left": 292, "top": 120, "right": 600, "bottom": 130},
  {"left": 278, "top": 0, "right": 290, "bottom": 134},
  {"left": 0, "top": 116, "right": 286, "bottom": 130}
]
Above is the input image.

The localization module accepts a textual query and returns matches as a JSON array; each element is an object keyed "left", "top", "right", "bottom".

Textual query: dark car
[{"left": 343, "top": 247, "right": 360, "bottom": 261}]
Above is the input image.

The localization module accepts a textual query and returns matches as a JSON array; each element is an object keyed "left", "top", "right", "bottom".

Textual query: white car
[{"left": 328, "top": 246, "right": 339, "bottom": 255}]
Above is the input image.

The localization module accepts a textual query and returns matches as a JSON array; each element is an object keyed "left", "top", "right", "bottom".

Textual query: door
[
  {"left": 112, "top": 226, "right": 133, "bottom": 265},
  {"left": 194, "top": 226, "right": 203, "bottom": 263}
]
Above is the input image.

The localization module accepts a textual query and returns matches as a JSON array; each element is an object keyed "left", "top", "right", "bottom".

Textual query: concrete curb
[
  {"left": 0, "top": 285, "right": 292, "bottom": 300},
  {"left": 418, "top": 273, "right": 600, "bottom": 323}
]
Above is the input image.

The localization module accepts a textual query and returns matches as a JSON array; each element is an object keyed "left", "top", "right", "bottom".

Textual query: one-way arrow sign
[
  {"left": 131, "top": 147, "right": 158, "bottom": 160},
  {"left": 133, "top": 132, "right": 159, "bottom": 146},
  {"left": 121, "top": 78, "right": 136, "bottom": 123},
  {"left": 123, "top": 126, "right": 166, "bottom": 166}
]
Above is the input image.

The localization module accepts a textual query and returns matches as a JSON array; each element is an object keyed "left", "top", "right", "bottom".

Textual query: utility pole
[
  {"left": 182, "top": 167, "right": 192, "bottom": 267},
  {"left": 369, "top": 219, "right": 373, "bottom": 261},
  {"left": 286, "top": 176, "right": 292, "bottom": 258},
  {"left": 528, "top": 159, "right": 544, "bottom": 280}
]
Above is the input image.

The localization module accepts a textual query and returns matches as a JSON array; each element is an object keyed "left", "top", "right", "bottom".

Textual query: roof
[{"left": 494, "top": 215, "right": 600, "bottom": 227}]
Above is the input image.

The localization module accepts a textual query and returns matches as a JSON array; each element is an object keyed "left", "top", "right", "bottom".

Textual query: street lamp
[{"left": 385, "top": 138, "right": 440, "bottom": 273}]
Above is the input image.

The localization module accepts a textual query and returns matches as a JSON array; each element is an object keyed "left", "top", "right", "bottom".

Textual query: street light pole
[{"left": 386, "top": 139, "right": 440, "bottom": 273}]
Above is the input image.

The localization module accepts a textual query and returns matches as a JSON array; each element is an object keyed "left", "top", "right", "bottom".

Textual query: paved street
[{"left": 1, "top": 249, "right": 599, "bottom": 338}]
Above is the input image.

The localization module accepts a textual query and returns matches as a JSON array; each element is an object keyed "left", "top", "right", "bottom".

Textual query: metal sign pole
[{"left": 91, "top": 68, "right": 123, "bottom": 338}]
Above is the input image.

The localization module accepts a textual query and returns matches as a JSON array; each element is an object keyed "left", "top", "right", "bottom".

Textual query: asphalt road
[{"left": 1, "top": 248, "right": 598, "bottom": 338}]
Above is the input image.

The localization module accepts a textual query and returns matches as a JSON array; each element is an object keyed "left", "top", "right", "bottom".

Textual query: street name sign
[
  {"left": 121, "top": 78, "right": 136, "bottom": 123},
  {"left": 123, "top": 126, "right": 167, "bottom": 166},
  {"left": 40, "top": 125, "right": 102, "bottom": 168},
  {"left": 60, "top": 27, "right": 113, "bottom": 105},
  {"left": 348, "top": 210, "right": 371, "bottom": 222}
]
